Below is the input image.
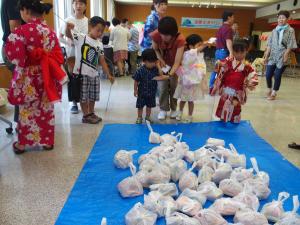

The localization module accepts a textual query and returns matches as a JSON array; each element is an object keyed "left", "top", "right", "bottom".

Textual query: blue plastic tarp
[{"left": 55, "top": 121, "right": 300, "bottom": 225}]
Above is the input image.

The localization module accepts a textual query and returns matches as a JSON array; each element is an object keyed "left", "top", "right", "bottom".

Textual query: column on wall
[{"left": 107, "top": 0, "right": 116, "bottom": 21}]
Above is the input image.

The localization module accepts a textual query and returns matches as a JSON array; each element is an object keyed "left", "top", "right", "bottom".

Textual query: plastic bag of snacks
[
  {"left": 160, "top": 132, "right": 179, "bottom": 146},
  {"left": 250, "top": 157, "right": 270, "bottom": 186},
  {"left": 166, "top": 212, "right": 200, "bottom": 225},
  {"left": 230, "top": 167, "right": 254, "bottom": 182},
  {"left": 114, "top": 150, "right": 138, "bottom": 169},
  {"left": 184, "top": 151, "right": 195, "bottom": 163},
  {"left": 275, "top": 195, "right": 300, "bottom": 225},
  {"left": 144, "top": 191, "right": 177, "bottom": 218},
  {"left": 226, "top": 144, "right": 246, "bottom": 168},
  {"left": 125, "top": 202, "right": 157, "bottom": 225},
  {"left": 178, "top": 162, "right": 198, "bottom": 192},
  {"left": 261, "top": 191, "right": 290, "bottom": 223},
  {"left": 146, "top": 120, "right": 161, "bottom": 144},
  {"left": 193, "top": 208, "right": 228, "bottom": 225},
  {"left": 198, "top": 181, "right": 223, "bottom": 201},
  {"left": 242, "top": 178, "right": 271, "bottom": 200},
  {"left": 180, "top": 188, "right": 207, "bottom": 206},
  {"left": 210, "top": 197, "right": 246, "bottom": 216},
  {"left": 117, "top": 164, "right": 143, "bottom": 198},
  {"left": 168, "top": 159, "right": 188, "bottom": 182},
  {"left": 233, "top": 209, "right": 268, "bottom": 225},
  {"left": 198, "top": 164, "right": 215, "bottom": 184},
  {"left": 233, "top": 183, "right": 260, "bottom": 212},
  {"left": 212, "top": 159, "right": 232, "bottom": 184},
  {"left": 149, "top": 183, "right": 178, "bottom": 197},
  {"left": 176, "top": 195, "right": 202, "bottom": 216},
  {"left": 206, "top": 138, "right": 225, "bottom": 147},
  {"left": 219, "top": 178, "right": 243, "bottom": 197}
]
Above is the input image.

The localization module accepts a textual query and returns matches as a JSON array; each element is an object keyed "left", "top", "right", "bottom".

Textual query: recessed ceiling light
[{"left": 292, "top": 10, "right": 296, "bottom": 14}]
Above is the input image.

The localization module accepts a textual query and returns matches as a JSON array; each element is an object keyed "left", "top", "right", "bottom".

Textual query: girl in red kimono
[
  {"left": 5, "top": 0, "right": 67, "bottom": 154},
  {"left": 211, "top": 39, "right": 259, "bottom": 123}
]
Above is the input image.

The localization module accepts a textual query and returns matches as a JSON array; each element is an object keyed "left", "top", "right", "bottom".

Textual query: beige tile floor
[{"left": 0, "top": 75, "right": 300, "bottom": 225}]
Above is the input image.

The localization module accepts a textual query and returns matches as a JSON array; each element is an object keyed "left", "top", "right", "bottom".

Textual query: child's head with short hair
[
  {"left": 158, "top": 16, "right": 178, "bottom": 43},
  {"left": 72, "top": 0, "right": 87, "bottom": 16},
  {"left": 233, "top": 39, "right": 249, "bottom": 61},
  {"left": 142, "top": 49, "right": 158, "bottom": 69},
  {"left": 102, "top": 35, "right": 110, "bottom": 45},
  {"left": 89, "top": 16, "right": 106, "bottom": 39},
  {"left": 112, "top": 18, "right": 121, "bottom": 26},
  {"left": 19, "top": 0, "right": 52, "bottom": 22},
  {"left": 186, "top": 34, "right": 203, "bottom": 50}
]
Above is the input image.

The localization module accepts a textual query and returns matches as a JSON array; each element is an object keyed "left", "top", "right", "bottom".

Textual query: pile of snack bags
[{"left": 113, "top": 123, "right": 299, "bottom": 225}]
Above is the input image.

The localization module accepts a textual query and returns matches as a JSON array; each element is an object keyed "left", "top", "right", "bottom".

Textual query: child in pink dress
[
  {"left": 174, "top": 34, "right": 208, "bottom": 123},
  {"left": 211, "top": 39, "right": 259, "bottom": 123}
]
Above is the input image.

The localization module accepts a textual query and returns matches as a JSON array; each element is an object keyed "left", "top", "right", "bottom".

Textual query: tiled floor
[{"left": 0, "top": 75, "right": 299, "bottom": 225}]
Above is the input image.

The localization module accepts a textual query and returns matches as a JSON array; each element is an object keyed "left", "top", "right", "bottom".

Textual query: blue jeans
[
  {"left": 266, "top": 64, "right": 286, "bottom": 91},
  {"left": 209, "top": 49, "right": 229, "bottom": 89}
]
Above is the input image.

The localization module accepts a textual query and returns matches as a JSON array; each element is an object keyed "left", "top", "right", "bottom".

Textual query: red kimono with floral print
[
  {"left": 5, "top": 18, "right": 66, "bottom": 147},
  {"left": 211, "top": 57, "right": 259, "bottom": 123}
]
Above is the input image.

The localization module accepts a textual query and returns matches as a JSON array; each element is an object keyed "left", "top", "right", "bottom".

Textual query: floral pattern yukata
[
  {"left": 212, "top": 58, "right": 259, "bottom": 123},
  {"left": 5, "top": 18, "right": 64, "bottom": 147}
]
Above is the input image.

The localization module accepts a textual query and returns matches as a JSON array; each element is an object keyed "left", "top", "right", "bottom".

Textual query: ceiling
[{"left": 114, "top": 0, "right": 282, "bottom": 9}]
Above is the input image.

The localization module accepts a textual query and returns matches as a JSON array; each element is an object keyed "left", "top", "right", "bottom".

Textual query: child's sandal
[
  {"left": 13, "top": 142, "right": 26, "bottom": 155},
  {"left": 136, "top": 117, "right": 143, "bottom": 124}
]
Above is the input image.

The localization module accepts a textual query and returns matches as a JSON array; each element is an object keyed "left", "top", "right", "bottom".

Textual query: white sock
[{"left": 271, "top": 90, "right": 277, "bottom": 96}]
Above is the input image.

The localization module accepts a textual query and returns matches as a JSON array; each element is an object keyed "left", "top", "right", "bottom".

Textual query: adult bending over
[
  {"left": 263, "top": 10, "right": 297, "bottom": 100},
  {"left": 151, "top": 16, "right": 185, "bottom": 120}
]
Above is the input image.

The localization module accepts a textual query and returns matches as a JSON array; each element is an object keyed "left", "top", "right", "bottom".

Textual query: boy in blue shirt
[{"left": 133, "top": 49, "right": 166, "bottom": 124}]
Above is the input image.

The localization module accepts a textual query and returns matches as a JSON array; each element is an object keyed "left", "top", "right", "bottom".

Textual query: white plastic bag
[
  {"left": 174, "top": 141, "right": 189, "bottom": 158},
  {"left": 100, "top": 218, "right": 107, "bottom": 225},
  {"left": 242, "top": 178, "right": 271, "bottom": 200},
  {"left": 210, "top": 198, "right": 246, "bottom": 216},
  {"left": 233, "top": 184, "right": 260, "bottom": 212},
  {"left": 146, "top": 120, "right": 161, "bottom": 144},
  {"left": 144, "top": 191, "right": 177, "bottom": 218},
  {"left": 117, "top": 164, "right": 144, "bottom": 198},
  {"left": 184, "top": 151, "right": 195, "bottom": 163},
  {"left": 250, "top": 157, "right": 270, "bottom": 186},
  {"left": 219, "top": 178, "right": 243, "bottom": 197},
  {"left": 178, "top": 162, "right": 198, "bottom": 192},
  {"left": 138, "top": 163, "right": 171, "bottom": 188},
  {"left": 198, "top": 164, "right": 214, "bottom": 184},
  {"left": 166, "top": 212, "right": 200, "bottom": 225},
  {"left": 198, "top": 181, "right": 223, "bottom": 201},
  {"left": 275, "top": 195, "right": 300, "bottom": 225},
  {"left": 180, "top": 188, "right": 207, "bottom": 206},
  {"left": 193, "top": 208, "right": 228, "bottom": 225},
  {"left": 206, "top": 138, "right": 225, "bottom": 146},
  {"left": 212, "top": 159, "right": 232, "bottom": 184},
  {"left": 168, "top": 159, "right": 188, "bottom": 182},
  {"left": 176, "top": 195, "right": 202, "bottom": 216},
  {"left": 160, "top": 133, "right": 178, "bottom": 146},
  {"left": 114, "top": 150, "right": 138, "bottom": 169},
  {"left": 234, "top": 209, "right": 268, "bottom": 225},
  {"left": 261, "top": 191, "right": 290, "bottom": 223},
  {"left": 149, "top": 183, "right": 178, "bottom": 197},
  {"left": 226, "top": 144, "right": 246, "bottom": 168},
  {"left": 125, "top": 202, "right": 157, "bottom": 225},
  {"left": 230, "top": 167, "right": 254, "bottom": 182}
]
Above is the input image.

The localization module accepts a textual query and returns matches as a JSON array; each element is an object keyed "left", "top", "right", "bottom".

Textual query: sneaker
[
  {"left": 185, "top": 116, "right": 193, "bottom": 123},
  {"left": 145, "top": 117, "right": 153, "bottom": 124},
  {"left": 176, "top": 111, "right": 182, "bottom": 121},
  {"left": 267, "top": 95, "right": 276, "bottom": 101},
  {"left": 136, "top": 117, "right": 143, "bottom": 124},
  {"left": 90, "top": 113, "right": 102, "bottom": 122},
  {"left": 70, "top": 105, "right": 79, "bottom": 114},
  {"left": 266, "top": 90, "right": 272, "bottom": 98},
  {"left": 82, "top": 114, "right": 100, "bottom": 124},
  {"left": 170, "top": 110, "right": 178, "bottom": 119},
  {"left": 158, "top": 110, "right": 167, "bottom": 120}
]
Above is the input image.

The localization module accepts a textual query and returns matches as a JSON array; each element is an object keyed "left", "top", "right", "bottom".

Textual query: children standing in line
[
  {"left": 211, "top": 39, "right": 259, "bottom": 123},
  {"left": 133, "top": 49, "right": 166, "bottom": 124},
  {"left": 59, "top": 0, "right": 88, "bottom": 114},
  {"left": 66, "top": 16, "right": 114, "bottom": 124},
  {"left": 174, "top": 34, "right": 208, "bottom": 123}
]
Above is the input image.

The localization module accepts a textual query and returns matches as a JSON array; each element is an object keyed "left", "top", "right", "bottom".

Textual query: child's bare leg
[
  {"left": 80, "top": 102, "right": 89, "bottom": 116},
  {"left": 117, "top": 60, "right": 124, "bottom": 75},
  {"left": 188, "top": 101, "right": 194, "bottom": 116},
  {"left": 180, "top": 101, "right": 186, "bottom": 111},
  {"left": 146, "top": 107, "right": 152, "bottom": 118},
  {"left": 138, "top": 108, "right": 143, "bottom": 118},
  {"left": 88, "top": 101, "right": 95, "bottom": 114}
]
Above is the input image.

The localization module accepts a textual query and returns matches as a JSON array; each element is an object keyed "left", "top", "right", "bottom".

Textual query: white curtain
[
  {"left": 107, "top": 0, "right": 115, "bottom": 21},
  {"left": 91, "top": 0, "right": 103, "bottom": 17}
]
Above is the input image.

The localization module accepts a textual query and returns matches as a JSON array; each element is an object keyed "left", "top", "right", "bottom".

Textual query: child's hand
[
  {"left": 108, "top": 75, "right": 115, "bottom": 84},
  {"left": 159, "top": 59, "right": 166, "bottom": 68},
  {"left": 153, "top": 75, "right": 169, "bottom": 81},
  {"left": 66, "top": 22, "right": 75, "bottom": 30},
  {"left": 134, "top": 90, "right": 138, "bottom": 97}
]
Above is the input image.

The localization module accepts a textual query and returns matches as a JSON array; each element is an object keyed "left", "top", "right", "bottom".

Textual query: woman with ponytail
[
  {"left": 5, "top": 0, "right": 67, "bottom": 154},
  {"left": 140, "top": 0, "right": 168, "bottom": 51}
]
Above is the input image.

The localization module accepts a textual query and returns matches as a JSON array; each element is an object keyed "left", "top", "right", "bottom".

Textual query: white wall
[{"left": 256, "top": 0, "right": 300, "bottom": 18}]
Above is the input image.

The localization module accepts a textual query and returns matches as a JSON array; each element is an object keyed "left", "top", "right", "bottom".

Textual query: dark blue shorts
[{"left": 136, "top": 96, "right": 156, "bottom": 108}]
